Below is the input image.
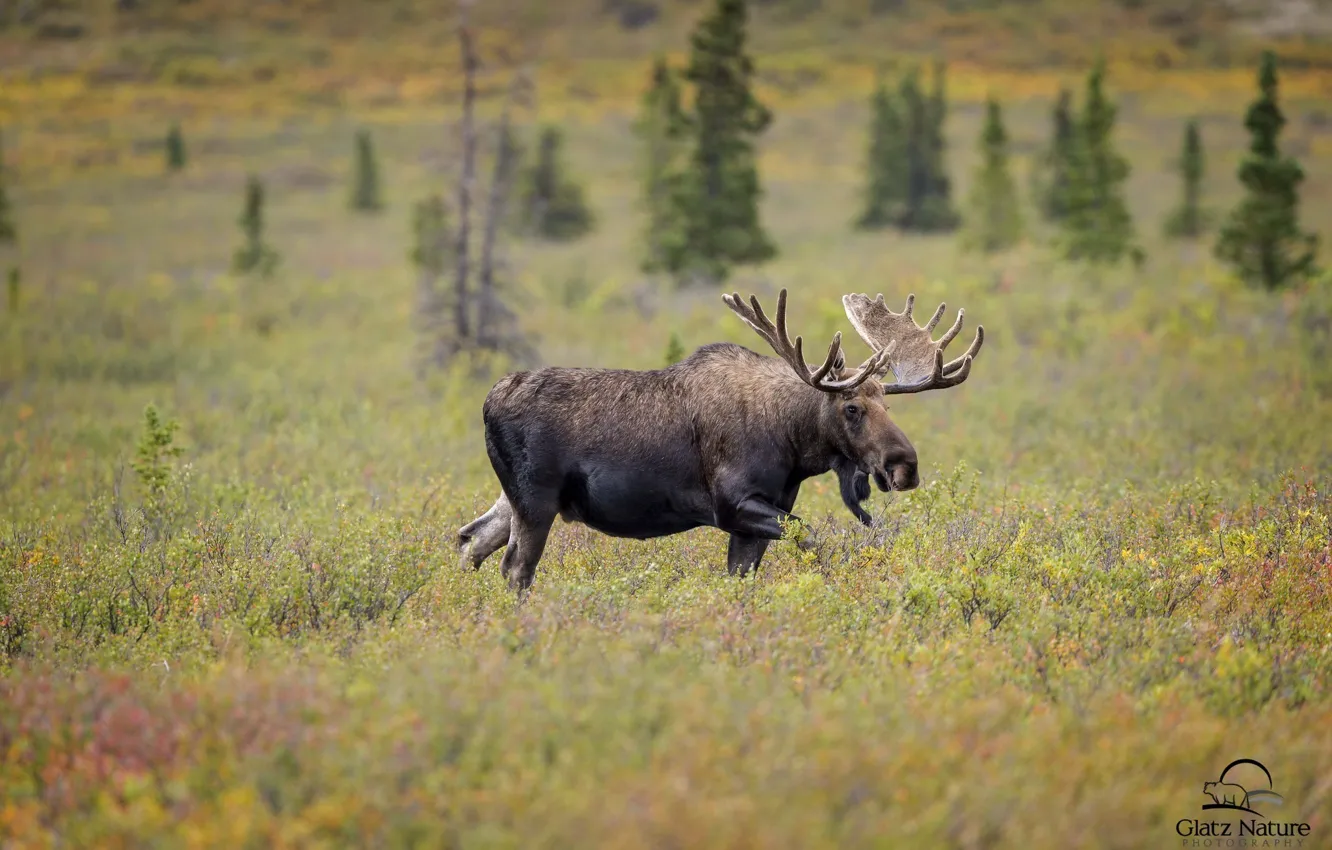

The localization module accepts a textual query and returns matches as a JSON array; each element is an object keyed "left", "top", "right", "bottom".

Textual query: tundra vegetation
[{"left": 2, "top": 0, "right": 1332, "bottom": 846}]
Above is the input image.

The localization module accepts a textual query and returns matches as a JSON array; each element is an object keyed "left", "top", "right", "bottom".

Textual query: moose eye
[{"left": 844, "top": 404, "right": 861, "bottom": 421}]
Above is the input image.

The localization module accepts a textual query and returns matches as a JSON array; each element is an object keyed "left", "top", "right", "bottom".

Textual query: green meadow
[{"left": 2, "top": 0, "right": 1332, "bottom": 846}]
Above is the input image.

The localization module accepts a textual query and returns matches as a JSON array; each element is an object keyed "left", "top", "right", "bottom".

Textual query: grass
[{"left": 3, "top": 1, "right": 1332, "bottom": 846}]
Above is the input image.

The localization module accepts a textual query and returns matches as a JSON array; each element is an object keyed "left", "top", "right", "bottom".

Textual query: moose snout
[{"left": 884, "top": 450, "right": 918, "bottom": 492}]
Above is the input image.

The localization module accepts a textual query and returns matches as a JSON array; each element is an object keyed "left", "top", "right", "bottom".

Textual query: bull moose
[{"left": 457, "top": 289, "right": 984, "bottom": 592}]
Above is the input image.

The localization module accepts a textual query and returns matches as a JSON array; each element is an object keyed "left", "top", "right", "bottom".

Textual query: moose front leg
[
  {"left": 717, "top": 492, "right": 805, "bottom": 538},
  {"left": 720, "top": 484, "right": 810, "bottom": 576},
  {"left": 726, "top": 535, "right": 772, "bottom": 577}
]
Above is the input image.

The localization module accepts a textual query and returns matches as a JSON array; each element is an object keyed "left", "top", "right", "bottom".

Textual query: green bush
[{"left": 519, "top": 126, "right": 595, "bottom": 241}]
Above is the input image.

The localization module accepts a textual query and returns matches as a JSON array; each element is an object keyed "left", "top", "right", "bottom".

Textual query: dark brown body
[{"left": 458, "top": 342, "right": 918, "bottom": 590}]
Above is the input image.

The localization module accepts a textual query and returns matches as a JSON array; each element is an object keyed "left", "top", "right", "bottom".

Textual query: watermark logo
[
  {"left": 1176, "top": 758, "right": 1312, "bottom": 847},
  {"left": 1202, "top": 758, "right": 1284, "bottom": 817}
]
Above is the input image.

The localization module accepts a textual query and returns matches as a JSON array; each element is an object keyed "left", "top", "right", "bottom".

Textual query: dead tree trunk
[{"left": 412, "top": 0, "right": 540, "bottom": 373}]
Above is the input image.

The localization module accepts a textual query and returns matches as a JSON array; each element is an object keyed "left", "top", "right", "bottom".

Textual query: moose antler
[
  {"left": 723, "top": 289, "right": 891, "bottom": 392},
  {"left": 841, "top": 292, "right": 984, "bottom": 395}
]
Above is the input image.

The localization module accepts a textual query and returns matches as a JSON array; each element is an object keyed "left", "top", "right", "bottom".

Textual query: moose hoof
[{"left": 456, "top": 535, "right": 489, "bottom": 572}]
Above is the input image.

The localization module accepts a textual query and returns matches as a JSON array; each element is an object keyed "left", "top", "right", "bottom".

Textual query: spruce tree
[
  {"left": 635, "top": 57, "right": 690, "bottom": 273},
  {"left": 350, "top": 128, "right": 384, "bottom": 213},
  {"left": 1164, "top": 119, "right": 1206, "bottom": 238},
  {"left": 896, "top": 67, "right": 932, "bottom": 230},
  {"left": 1036, "top": 88, "right": 1076, "bottom": 222},
  {"left": 410, "top": 194, "right": 450, "bottom": 276},
  {"left": 410, "top": 193, "right": 450, "bottom": 353},
  {"left": 0, "top": 128, "right": 14, "bottom": 247},
  {"left": 916, "top": 58, "right": 960, "bottom": 231},
  {"left": 664, "top": 331, "right": 686, "bottom": 366},
  {"left": 964, "top": 97, "right": 1023, "bottom": 254},
  {"left": 519, "top": 126, "right": 595, "bottom": 241},
  {"left": 232, "top": 174, "right": 279, "bottom": 277},
  {"left": 855, "top": 71, "right": 906, "bottom": 230},
  {"left": 165, "top": 122, "right": 186, "bottom": 172},
  {"left": 673, "top": 0, "right": 776, "bottom": 283},
  {"left": 0, "top": 129, "right": 15, "bottom": 309},
  {"left": 0, "top": 186, "right": 12, "bottom": 247},
  {"left": 499, "top": 122, "right": 526, "bottom": 181},
  {"left": 893, "top": 61, "right": 958, "bottom": 233},
  {"left": 492, "top": 123, "right": 526, "bottom": 232},
  {"left": 1058, "top": 60, "right": 1140, "bottom": 267},
  {"left": 1214, "top": 51, "right": 1319, "bottom": 290}
]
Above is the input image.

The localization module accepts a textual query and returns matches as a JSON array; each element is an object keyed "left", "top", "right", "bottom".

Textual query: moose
[{"left": 457, "top": 288, "right": 985, "bottom": 592}]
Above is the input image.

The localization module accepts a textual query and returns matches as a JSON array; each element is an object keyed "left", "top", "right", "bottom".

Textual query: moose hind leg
[
  {"left": 456, "top": 495, "right": 514, "bottom": 570},
  {"left": 498, "top": 504, "right": 557, "bottom": 595}
]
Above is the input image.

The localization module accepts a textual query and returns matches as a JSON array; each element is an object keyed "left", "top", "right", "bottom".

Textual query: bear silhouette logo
[
  {"left": 1202, "top": 759, "right": 1284, "bottom": 817},
  {"left": 1203, "top": 781, "right": 1248, "bottom": 807}
]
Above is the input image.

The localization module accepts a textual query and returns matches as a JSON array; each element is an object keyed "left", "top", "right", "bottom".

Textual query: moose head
[{"left": 722, "top": 288, "right": 984, "bottom": 513}]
